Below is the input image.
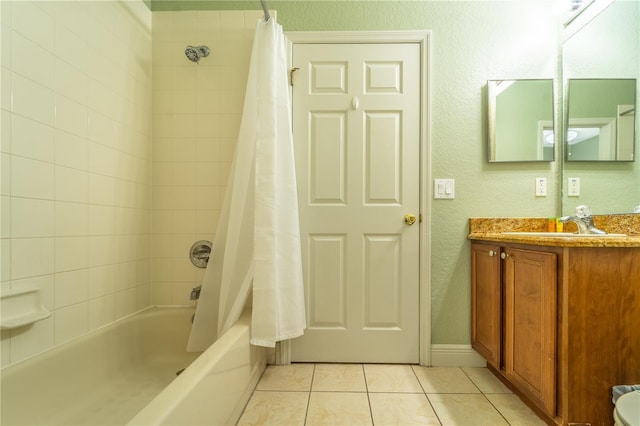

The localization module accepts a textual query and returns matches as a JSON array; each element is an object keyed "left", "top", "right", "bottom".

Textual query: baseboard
[{"left": 430, "top": 344, "right": 487, "bottom": 367}]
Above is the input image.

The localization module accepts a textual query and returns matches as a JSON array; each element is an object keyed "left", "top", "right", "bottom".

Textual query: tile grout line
[
  {"left": 460, "top": 367, "right": 513, "bottom": 426},
  {"left": 411, "top": 364, "right": 444, "bottom": 426},
  {"left": 361, "top": 364, "right": 376, "bottom": 426},
  {"left": 302, "top": 363, "right": 315, "bottom": 426}
]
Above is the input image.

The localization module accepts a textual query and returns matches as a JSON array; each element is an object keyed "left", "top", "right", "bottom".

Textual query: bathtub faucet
[
  {"left": 559, "top": 205, "right": 606, "bottom": 235},
  {"left": 190, "top": 285, "right": 202, "bottom": 300}
]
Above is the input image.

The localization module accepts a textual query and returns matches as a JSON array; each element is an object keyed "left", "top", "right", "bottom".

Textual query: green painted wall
[{"left": 150, "top": 0, "right": 562, "bottom": 346}]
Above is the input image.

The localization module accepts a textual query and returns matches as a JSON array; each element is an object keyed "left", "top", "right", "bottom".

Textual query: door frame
[{"left": 282, "top": 31, "right": 432, "bottom": 366}]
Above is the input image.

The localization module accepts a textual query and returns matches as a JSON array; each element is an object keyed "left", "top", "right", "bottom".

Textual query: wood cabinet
[
  {"left": 503, "top": 247, "right": 557, "bottom": 417},
  {"left": 471, "top": 243, "right": 502, "bottom": 369},
  {"left": 471, "top": 241, "right": 640, "bottom": 426},
  {"left": 472, "top": 243, "right": 557, "bottom": 417}
]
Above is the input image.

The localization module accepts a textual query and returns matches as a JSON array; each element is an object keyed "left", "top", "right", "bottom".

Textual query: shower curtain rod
[{"left": 260, "top": 0, "right": 271, "bottom": 22}]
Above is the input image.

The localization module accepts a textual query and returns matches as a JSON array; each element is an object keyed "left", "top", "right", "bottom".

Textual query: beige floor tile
[
  {"left": 462, "top": 367, "right": 512, "bottom": 394},
  {"left": 237, "top": 391, "right": 308, "bottom": 426},
  {"left": 312, "top": 363, "right": 367, "bottom": 392},
  {"left": 364, "top": 364, "right": 423, "bottom": 393},
  {"left": 369, "top": 392, "right": 441, "bottom": 426},
  {"left": 306, "top": 392, "right": 372, "bottom": 426},
  {"left": 485, "top": 394, "right": 547, "bottom": 426},
  {"left": 428, "top": 394, "right": 509, "bottom": 426},
  {"left": 413, "top": 367, "right": 480, "bottom": 394},
  {"left": 256, "top": 364, "right": 315, "bottom": 391}
]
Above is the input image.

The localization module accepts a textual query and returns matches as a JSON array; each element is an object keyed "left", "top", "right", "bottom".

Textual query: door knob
[{"left": 404, "top": 214, "right": 417, "bottom": 225}]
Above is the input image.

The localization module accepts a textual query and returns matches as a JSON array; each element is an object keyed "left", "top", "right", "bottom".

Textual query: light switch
[{"left": 434, "top": 179, "right": 455, "bottom": 199}]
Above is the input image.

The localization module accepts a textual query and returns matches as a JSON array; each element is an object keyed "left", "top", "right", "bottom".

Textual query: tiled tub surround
[
  {"left": 1, "top": 5, "right": 265, "bottom": 369},
  {"left": 468, "top": 214, "right": 640, "bottom": 247},
  {"left": 1, "top": 307, "right": 267, "bottom": 426},
  {"left": 1, "top": 0, "right": 153, "bottom": 368},
  {"left": 151, "top": 10, "right": 265, "bottom": 305}
]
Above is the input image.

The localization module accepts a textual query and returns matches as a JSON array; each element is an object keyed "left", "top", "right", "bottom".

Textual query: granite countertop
[{"left": 468, "top": 215, "right": 640, "bottom": 248}]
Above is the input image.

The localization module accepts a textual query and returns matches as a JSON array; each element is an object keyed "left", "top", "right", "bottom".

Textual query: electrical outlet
[
  {"left": 568, "top": 177, "right": 580, "bottom": 196},
  {"left": 535, "top": 177, "right": 547, "bottom": 197}
]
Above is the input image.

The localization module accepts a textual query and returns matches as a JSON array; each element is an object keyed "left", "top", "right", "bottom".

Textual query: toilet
[{"left": 614, "top": 390, "right": 640, "bottom": 426}]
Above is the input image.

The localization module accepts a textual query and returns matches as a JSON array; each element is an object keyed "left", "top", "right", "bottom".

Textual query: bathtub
[{"left": 1, "top": 306, "right": 266, "bottom": 426}]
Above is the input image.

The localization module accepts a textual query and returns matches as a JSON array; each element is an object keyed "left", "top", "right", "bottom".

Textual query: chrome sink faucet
[{"left": 560, "top": 205, "right": 606, "bottom": 235}]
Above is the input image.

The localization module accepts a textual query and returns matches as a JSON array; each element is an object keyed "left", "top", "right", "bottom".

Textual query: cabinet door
[
  {"left": 471, "top": 243, "right": 502, "bottom": 369},
  {"left": 504, "top": 248, "right": 557, "bottom": 417}
]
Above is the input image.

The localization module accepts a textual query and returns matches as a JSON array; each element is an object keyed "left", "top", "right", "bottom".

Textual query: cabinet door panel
[
  {"left": 504, "top": 248, "right": 557, "bottom": 417},
  {"left": 471, "top": 243, "right": 502, "bottom": 369}
]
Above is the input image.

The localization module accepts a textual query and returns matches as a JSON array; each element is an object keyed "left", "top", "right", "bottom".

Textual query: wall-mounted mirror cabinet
[
  {"left": 566, "top": 78, "right": 636, "bottom": 162},
  {"left": 487, "top": 79, "right": 554, "bottom": 162}
]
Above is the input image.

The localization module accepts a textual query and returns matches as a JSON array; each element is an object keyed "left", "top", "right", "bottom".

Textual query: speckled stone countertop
[{"left": 468, "top": 214, "right": 640, "bottom": 248}]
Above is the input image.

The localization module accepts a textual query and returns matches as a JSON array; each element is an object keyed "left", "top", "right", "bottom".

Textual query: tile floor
[{"left": 237, "top": 364, "right": 547, "bottom": 426}]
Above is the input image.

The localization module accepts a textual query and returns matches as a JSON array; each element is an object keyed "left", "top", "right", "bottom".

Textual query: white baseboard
[{"left": 430, "top": 344, "right": 487, "bottom": 367}]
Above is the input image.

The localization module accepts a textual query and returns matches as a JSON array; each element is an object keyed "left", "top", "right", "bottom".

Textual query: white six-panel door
[{"left": 290, "top": 43, "right": 421, "bottom": 363}]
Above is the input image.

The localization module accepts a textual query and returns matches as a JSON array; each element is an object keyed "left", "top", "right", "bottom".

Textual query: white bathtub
[{"left": 1, "top": 306, "right": 266, "bottom": 426}]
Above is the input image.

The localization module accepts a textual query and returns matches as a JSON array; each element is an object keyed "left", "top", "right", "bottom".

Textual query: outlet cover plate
[
  {"left": 568, "top": 177, "right": 580, "bottom": 196},
  {"left": 535, "top": 177, "right": 547, "bottom": 197}
]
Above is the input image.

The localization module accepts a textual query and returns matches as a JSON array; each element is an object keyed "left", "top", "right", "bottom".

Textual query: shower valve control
[{"left": 190, "top": 240, "right": 212, "bottom": 268}]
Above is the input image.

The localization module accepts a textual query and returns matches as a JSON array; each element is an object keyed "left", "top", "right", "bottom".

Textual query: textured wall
[{"left": 0, "top": 0, "right": 153, "bottom": 367}]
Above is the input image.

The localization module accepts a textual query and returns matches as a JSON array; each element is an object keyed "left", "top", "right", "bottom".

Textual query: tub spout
[{"left": 190, "top": 285, "right": 202, "bottom": 300}]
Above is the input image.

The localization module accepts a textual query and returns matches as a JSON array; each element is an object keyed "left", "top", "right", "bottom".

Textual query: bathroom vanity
[{"left": 469, "top": 217, "right": 640, "bottom": 426}]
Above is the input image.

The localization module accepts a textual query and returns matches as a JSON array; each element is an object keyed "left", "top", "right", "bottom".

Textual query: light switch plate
[{"left": 434, "top": 179, "right": 455, "bottom": 199}]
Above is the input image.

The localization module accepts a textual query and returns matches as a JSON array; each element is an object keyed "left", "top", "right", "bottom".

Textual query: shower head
[{"left": 185, "top": 45, "right": 210, "bottom": 63}]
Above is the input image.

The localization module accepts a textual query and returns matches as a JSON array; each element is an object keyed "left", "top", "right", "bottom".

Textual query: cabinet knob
[
  {"left": 488, "top": 250, "right": 496, "bottom": 257},
  {"left": 501, "top": 252, "right": 510, "bottom": 259}
]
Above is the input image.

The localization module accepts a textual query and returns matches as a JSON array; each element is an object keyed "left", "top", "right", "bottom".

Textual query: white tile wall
[
  {"left": 1, "top": 3, "right": 263, "bottom": 368},
  {"left": 1, "top": 0, "right": 152, "bottom": 367},
  {"left": 150, "top": 10, "right": 261, "bottom": 305}
]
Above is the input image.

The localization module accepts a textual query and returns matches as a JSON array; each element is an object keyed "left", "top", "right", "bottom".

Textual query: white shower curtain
[{"left": 187, "top": 18, "right": 306, "bottom": 351}]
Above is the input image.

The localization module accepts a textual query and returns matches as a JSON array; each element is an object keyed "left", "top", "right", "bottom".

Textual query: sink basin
[{"left": 501, "top": 232, "right": 627, "bottom": 237}]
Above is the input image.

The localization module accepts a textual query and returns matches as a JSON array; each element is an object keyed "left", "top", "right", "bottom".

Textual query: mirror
[
  {"left": 561, "top": 0, "right": 640, "bottom": 214},
  {"left": 566, "top": 78, "right": 636, "bottom": 161},
  {"left": 487, "top": 79, "right": 555, "bottom": 162}
]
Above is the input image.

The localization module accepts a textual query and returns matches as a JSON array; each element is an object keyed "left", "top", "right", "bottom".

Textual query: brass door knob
[{"left": 404, "top": 214, "right": 417, "bottom": 225}]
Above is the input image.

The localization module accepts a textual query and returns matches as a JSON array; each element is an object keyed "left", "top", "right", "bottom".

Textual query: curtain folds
[{"left": 187, "top": 18, "right": 305, "bottom": 351}]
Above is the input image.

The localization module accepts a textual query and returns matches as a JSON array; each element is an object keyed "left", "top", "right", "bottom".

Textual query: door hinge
[{"left": 290, "top": 67, "right": 300, "bottom": 86}]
